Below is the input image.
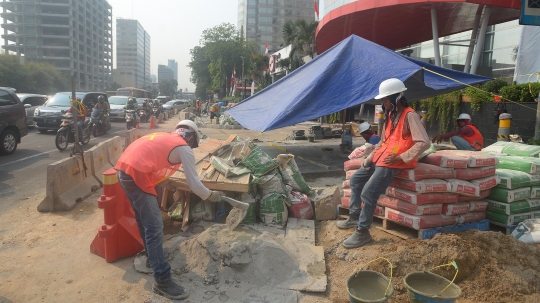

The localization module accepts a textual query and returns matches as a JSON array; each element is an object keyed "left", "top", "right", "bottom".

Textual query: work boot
[
  {"left": 153, "top": 278, "right": 189, "bottom": 300},
  {"left": 337, "top": 213, "right": 359, "bottom": 229},
  {"left": 342, "top": 228, "right": 372, "bottom": 249}
]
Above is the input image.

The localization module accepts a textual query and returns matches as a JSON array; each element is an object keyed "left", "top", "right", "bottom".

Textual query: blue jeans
[
  {"left": 349, "top": 163, "right": 400, "bottom": 229},
  {"left": 116, "top": 170, "right": 171, "bottom": 282},
  {"left": 450, "top": 136, "right": 474, "bottom": 150},
  {"left": 77, "top": 120, "right": 84, "bottom": 139}
]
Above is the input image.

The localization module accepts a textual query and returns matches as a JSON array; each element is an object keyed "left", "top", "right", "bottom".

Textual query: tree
[
  {"left": 105, "top": 81, "right": 121, "bottom": 92},
  {"left": 282, "top": 19, "right": 319, "bottom": 62},
  {"left": 159, "top": 79, "right": 178, "bottom": 98}
]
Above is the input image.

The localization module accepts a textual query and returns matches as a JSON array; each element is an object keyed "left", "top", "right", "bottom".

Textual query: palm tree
[{"left": 282, "top": 19, "right": 319, "bottom": 61}]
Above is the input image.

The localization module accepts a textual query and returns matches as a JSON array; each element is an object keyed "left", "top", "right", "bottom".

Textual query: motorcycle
[
  {"left": 152, "top": 106, "right": 161, "bottom": 117},
  {"left": 126, "top": 109, "right": 138, "bottom": 129},
  {"left": 55, "top": 113, "right": 91, "bottom": 151},
  {"left": 139, "top": 109, "right": 148, "bottom": 123},
  {"left": 91, "top": 108, "right": 109, "bottom": 137}
]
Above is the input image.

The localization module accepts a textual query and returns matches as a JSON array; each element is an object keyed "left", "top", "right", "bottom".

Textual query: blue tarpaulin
[{"left": 227, "top": 35, "right": 491, "bottom": 132}]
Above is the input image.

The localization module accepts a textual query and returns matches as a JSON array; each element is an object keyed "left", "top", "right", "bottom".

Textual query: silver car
[{"left": 16, "top": 94, "right": 48, "bottom": 127}]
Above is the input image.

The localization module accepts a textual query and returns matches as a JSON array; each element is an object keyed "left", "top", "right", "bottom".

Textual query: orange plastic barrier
[
  {"left": 149, "top": 115, "right": 157, "bottom": 129},
  {"left": 90, "top": 168, "right": 144, "bottom": 262}
]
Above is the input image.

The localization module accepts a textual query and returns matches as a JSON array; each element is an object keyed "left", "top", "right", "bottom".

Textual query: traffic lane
[{"left": 0, "top": 121, "right": 127, "bottom": 167}]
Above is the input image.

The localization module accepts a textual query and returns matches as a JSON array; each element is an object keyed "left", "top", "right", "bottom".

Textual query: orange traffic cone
[
  {"left": 149, "top": 116, "right": 157, "bottom": 129},
  {"left": 136, "top": 123, "right": 140, "bottom": 129}
]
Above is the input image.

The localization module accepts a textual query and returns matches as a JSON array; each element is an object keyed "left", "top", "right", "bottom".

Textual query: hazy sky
[{"left": 108, "top": 0, "right": 238, "bottom": 91}]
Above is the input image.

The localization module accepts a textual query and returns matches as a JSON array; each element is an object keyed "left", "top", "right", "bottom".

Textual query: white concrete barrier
[
  {"left": 86, "top": 141, "right": 112, "bottom": 186},
  {"left": 107, "top": 136, "right": 125, "bottom": 166},
  {"left": 158, "top": 113, "right": 164, "bottom": 124},
  {"left": 125, "top": 128, "right": 140, "bottom": 148},
  {"left": 37, "top": 155, "right": 100, "bottom": 212}
]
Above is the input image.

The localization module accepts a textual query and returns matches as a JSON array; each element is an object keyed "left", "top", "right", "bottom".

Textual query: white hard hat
[
  {"left": 176, "top": 120, "right": 200, "bottom": 144},
  {"left": 374, "top": 78, "right": 407, "bottom": 99},
  {"left": 457, "top": 113, "right": 471, "bottom": 121},
  {"left": 358, "top": 122, "right": 371, "bottom": 133}
]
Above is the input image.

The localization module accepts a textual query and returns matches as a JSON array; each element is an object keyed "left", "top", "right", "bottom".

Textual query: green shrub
[
  {"left": 500, "top": 82, "right": 540, "bottom": 103},
  {"left": 482, "top": 79, "right": 508, "bottom": 93}
]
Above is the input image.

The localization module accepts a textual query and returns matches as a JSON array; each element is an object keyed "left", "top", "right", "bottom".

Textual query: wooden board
[{"left": 286, "top": 218, "right": 316, "bottom": 246}]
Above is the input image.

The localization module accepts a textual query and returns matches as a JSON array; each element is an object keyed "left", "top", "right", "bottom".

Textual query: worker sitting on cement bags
[
  {"left": 115, "top": 120, "right": 221, "bottom": 300},
  {"left": 432, "top": 113, "right": 484, "bottom": 151},
  {"left": 338, "top": 78, "right": 430, "bottom": 249},
  {"left": 358, "top": 121, "right": 381, "bottom": 145}
]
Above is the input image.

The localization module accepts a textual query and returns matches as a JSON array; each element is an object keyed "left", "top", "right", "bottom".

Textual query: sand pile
[
  {"left": 161, "top": 224, "right": 320, "bottom": 302},
  {"left": 320, "top": 221, "right": 540, "bottom": 303}
]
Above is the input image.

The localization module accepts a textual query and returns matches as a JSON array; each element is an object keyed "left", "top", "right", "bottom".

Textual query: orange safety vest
[
  {"left": 461, "top": 124, "right": 484, "bottom": 151},
  {"left": 373, "top": 107, "right": 418, "bottom": 169},
  {"left": 115, "top": 132, "right": 187, "bottom": 196}
]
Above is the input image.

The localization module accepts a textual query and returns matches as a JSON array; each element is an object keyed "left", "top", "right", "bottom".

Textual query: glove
[
  {"left": 361, "top": 158, "right": 371, "bottom": 171},
  {"left": 207, "top": 191, "right": 221, "bottom": 202}
]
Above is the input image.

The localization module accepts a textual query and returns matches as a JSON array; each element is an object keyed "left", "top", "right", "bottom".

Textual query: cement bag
[
  {"left": 532, "top": 211, "right": 540, "bottom": 219},
  {"left": 386, "top": 186, "right": 458, "bottom": 205},
  {"left": 457, "top": 211, "right": 487, "bottom": 224},
  {"left": 469, "top": 200, "right": 489, "bottom": 212},
  {"left": 395, "top": 163, "right": 454, "bottom": 181},
  {"left": 418, "top": 144, "right": 436, "bottom": 160},
  {"left": 341, "top": 197, "right": 350, "bottom": 208},
  {"left": 496, "top": 169, "right": 538, "bottom": 189},
  {"left": 497, "top": 156, "right": 540, "bottom": 175},
  {"left": 390, "top": 178, "right": 451, "bottom": 193},
  {"left": 486, "top": 199, "right": 531, "bottom": 215},
  {"left": 240, "top": 192, "right": 257, "bottom": 225},
  {"left": 454, "top": 166, "right": 496, "bottom": 180},
  {"left": 488, "top": 187, "right": 531, "bottom": 203},
  {"left": 348, "top": 143, "right": 373, "bottom": 160},
  {"left": 421, "top": 152, "right": 468, "bottom": 168},
  {"left": 374, "top": 205, "right": 385, "bottom": 217},
  {"left": 343, "top": 188, "right": 351, "bottom": 197},
  {"left": 531, "top": 186, "right": 540, "bottom": 198},
  {"left": 458, "top": 189, "right": 491, "bottom": 202},
  {"left": 377, "top": 195, "right": 442, "bottom": 216},
  {"left": 512, "top": 219, "right": 540, "bottom": 243},
  {"left": 498, "top": 141, "right": 540, "bottom": 157},
  {"left": 446, "top": 179, "right": 480, "bottom": 197},
  {"left": 527, "top": 198, "right": 540, "bottom": 211},
  {"left": 437, "top": 150, "right": 498, "bottom": 167},
  {"left": 470, "top": 175, "right": 500, "bottom": 190},
  {"left": 343, "top": 180, "right": 350, "bottom": 188},
  {"left": 482, "top": 141, "right": 511, "bottom": 154},
  {"left": 241, "top": 144, "right": 278, "bottom": 176},
  {"left": 259, "top": 193, "right": 288, "bottom": 226},
  {"left": 252, "top": 171, "right": 289, "bottom": 198},
  {"left": 487, "top": 211, "right": 531, "bottom": 225},
  {"left": 441, "top": 203, "right": 470, "bottom": 216},
  {"left": 211, "top": 156, "right": 251, "bottom": 178},
  {"left": 168, "top": 200, "right": 214, "bottom": 222},
  {"left": 344, "top": 157, "right": 364, "bottom": 171},
  {"left": 276, "top": 154, "right": 312, "bottom": 195},
  {"left": 385, "top": 208, "right": 457, "bottom": 230},
  {"left": 288, "top": 191, "right": 314, "bottom": 219},
  {"left": 346, "top": 169, "right": 358, "bottom": 180}
]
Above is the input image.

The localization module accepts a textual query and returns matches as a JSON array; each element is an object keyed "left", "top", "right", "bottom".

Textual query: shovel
[{"left": 219, "top": 195, "right": 249, "bottom": 231}]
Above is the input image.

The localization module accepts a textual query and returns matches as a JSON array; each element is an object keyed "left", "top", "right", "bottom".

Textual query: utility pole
[
  {"left": 240, "top": 56, "right": 244, "bottom": 88},
  {"left": 71, "top": 75, "right": 82, "bottom": 155}
]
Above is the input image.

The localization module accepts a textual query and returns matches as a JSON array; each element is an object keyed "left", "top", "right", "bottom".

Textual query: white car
[
  {"left": 163, "top": 100, "right": 188, "bottom": 111},
  {"left": 108, "top": 96, "right": 129, "bottom": 120}
]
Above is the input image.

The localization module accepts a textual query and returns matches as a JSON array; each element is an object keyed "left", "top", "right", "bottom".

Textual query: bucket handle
[
  {"left": 430, "top": 260, "right": 459, "bottom": 296},
  {"left": 355, "top": 257, "right": 393, "bottom": 297}
]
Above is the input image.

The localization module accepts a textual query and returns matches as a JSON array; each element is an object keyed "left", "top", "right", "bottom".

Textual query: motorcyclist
[
  {"left": 67, "top": 97, "right": 87, "bottom": 141},
  {"left": 152, "top": 99, "right": 162, "bottom": 115},
  {"left": 126, "top": 97, "right": 140, "bottom": 123},
  {"left": 94, "top": 95, "right": 110, "bottom": 128},
  {"left": 142, "top": 99, "right": 152, "bottom": 117}
]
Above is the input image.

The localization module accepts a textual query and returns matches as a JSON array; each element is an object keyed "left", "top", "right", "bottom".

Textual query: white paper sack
[
  {"left": 348, "top": 143, "right": 373, "bottom": 160},
  {"left": 512, "top": 219, "right": 540, "bottom": 244}
]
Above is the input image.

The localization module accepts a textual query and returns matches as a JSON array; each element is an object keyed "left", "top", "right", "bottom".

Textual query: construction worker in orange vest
[
  {"left": 432, "top": 113, "right": 484, "bottom": 150},
  {"left": 115, "top": 120, "right": 220, "bottom": 300},
  {"left": 209, "top": 102, "right": 220, "bottom": 124},
  {"left": 195, "top": 99, "right": 201, "bottom": 115},
  {"left": 338, "top": 78, "right": 430, "bottom": 249}
]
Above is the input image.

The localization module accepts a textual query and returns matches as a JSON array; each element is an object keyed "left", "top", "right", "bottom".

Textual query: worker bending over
[{"left": 432, "top": 113, "right": 483, "bottom": 150}]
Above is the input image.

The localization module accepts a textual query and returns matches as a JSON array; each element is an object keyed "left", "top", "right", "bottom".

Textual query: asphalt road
[{"left": 0, "top": 120, "right": 131, "bottom": 214}]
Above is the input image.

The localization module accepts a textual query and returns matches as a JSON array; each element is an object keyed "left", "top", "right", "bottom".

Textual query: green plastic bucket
[
  {"left": 347, "top": 270, "right": 394, "bottom": 303},
  {"left": 403, "top": 271, "right": 462, "bottom": 303}
]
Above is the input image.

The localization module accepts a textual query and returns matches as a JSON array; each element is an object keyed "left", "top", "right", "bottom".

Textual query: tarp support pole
[
  {"left": 464, "top": 5, "right": 484, "bottom": 73},
  {"left": 431, "top": 8, "right": 441, "bottom": 67},
  {"left": 470, "top": 6, "right": 491, "bottom": 75},
  {"left": 359, "top": 103, "right": 365, "bottom": 121}
]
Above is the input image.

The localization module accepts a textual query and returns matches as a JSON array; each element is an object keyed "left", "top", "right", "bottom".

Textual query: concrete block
[
  {"left": 106, "top": 136, "right": 125, "bottom": 166},
  {"left": 125, "top": 129, "right": 140, "bottom": 148},
  {"left": 232, "top": 125, "right": 243, "bottom": 129},
  {"left": 158, "top": 113, "right": 164, "bottom": 124},
  {"left": 178, "top": 112, "right": 191, "bottom": 121},
  {"left": 37, "top": 155, "right": 99, "bottom": 212},
  {"left": 313, "top": 186, "right": 340, "bottom": 220},
  {"left": 87, "top": 141, "right": 112, "bottom": 186}
]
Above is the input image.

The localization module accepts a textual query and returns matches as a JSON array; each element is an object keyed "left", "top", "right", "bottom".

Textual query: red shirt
[{"left": 68, "top": 105, "right": 87, "bottom": 122}]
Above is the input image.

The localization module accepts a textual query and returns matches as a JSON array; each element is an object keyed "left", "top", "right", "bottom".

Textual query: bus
[{"left": 116, "top": 87, "right": 152, "bottom": 98}]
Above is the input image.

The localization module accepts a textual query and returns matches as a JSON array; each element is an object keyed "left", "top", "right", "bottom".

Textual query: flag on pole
[
  {"left": 231, "top": 67, "right": 237, "bottom": 96},
  {"left": 251, "top": 80, "right": 255, "bottom": 97},
  {"left": 314, "top": 0, "right": 319, "bottom": 21},
  {"left": 265, "top": 41, "right": 269, "bottom": 56}
]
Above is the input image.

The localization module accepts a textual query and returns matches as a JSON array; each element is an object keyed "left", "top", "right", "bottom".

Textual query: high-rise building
[
  {"left": 151, "top": 74, "right": 157, "bottom": 83},
  {"left": 115, "top": 19, "right": 151, "bottom": 89},
  {"left": 167, "top": 59, "right": 178, "bottom": 81},
  {"left": 0, "top": 0, "right": 113, "bottom": 91},
  {"left": 158, "top": 64, "right": 174, "bottom": 83},
  {"left": 237, "top": 0, "right": 315, "bottom": 54}
]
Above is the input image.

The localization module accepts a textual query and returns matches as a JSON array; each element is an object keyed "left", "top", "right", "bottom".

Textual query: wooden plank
[
  {"left": 224, "top": 134, "right": 238, "bottom": 144},
  {"left": 202, "top": 161, "right": 211, "bottom": 170},
  {"left": 268, "top": 142, "right": 287, "bottom": 152},
  {"left": 160, "top": 188, "right": 169, "bottom": 211},
  {"left": 182, "top": 191, "right": 190, "bottom": 228},
  {"left": 286, "top": 218, "right": 316, "bottom": 246}
]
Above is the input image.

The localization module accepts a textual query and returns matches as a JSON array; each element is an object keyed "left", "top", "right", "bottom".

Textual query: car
[
  {"left": 108, "top": 96, "right": 129, "bottom": 120},
  {"left": 162, "top": 100, "right": 188, "bottom": 111},
  {"left": 0, "top": 87, "right": 29, "bottom": 155},
  {"left": 33, "top": 92, "right": 108, "bottom": 133},
  {"left": 156, "top": 96, "right": 169, "bottom": 105},
  {"left": 16, "top": 94, "right": 48, "bottom": 127}
]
